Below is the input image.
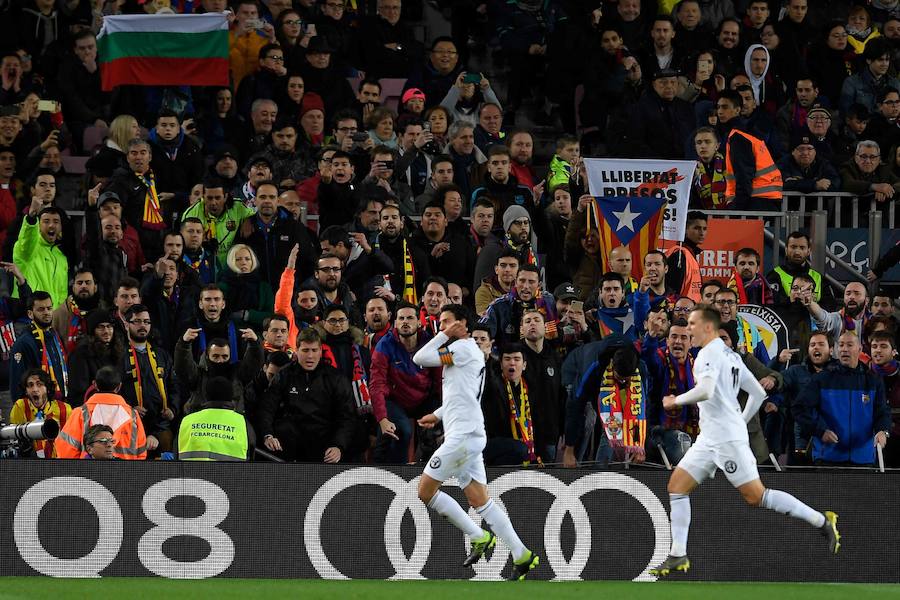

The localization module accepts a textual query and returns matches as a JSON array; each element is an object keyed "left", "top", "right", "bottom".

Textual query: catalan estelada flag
[
  {"left": 587, "top": 195, "right": 666, "bottom": 279},
  {"left": 97, "top": 14, "right": 229, "bottom": 91}
]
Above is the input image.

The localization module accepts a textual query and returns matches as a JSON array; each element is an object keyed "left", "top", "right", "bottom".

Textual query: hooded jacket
[{"left": 369, "top": 328, "right": 441, "bottom": 422}]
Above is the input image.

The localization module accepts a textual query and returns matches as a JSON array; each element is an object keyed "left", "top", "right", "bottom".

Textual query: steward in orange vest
[
  {"left": 664, "top": 211, "right": 707, "bottom": 303},
  {"left": 724, "top": 127, "right": 783, "bottom": 210},
  {"left": 55, "top": 366, "right": 147, "bottom": 460}
]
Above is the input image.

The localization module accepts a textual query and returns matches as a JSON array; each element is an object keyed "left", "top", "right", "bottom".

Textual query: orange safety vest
[
  {"left": 55, "top": 393, "right": 148, "bottom": 460},
  {"left": 724, "top": 129, "right": 783, "bottom": 201},
  {"left": 665, "top": 245, "right": 702, "bottom": 302}
]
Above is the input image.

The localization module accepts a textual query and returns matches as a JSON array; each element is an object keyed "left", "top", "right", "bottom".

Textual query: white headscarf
[{"left": 743, "top": 44, "right": 770, "bottom": 104}]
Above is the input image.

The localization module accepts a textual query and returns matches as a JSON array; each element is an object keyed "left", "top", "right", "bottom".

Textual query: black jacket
[
  {"left": 149, "top": 134, "right": 205, "bottom": 206},
  {"left": 523, "top": 342, "right": 564, "bottom": 449},
  {"left": 258, "top": 361, "right": 358, "bottom": 452},
  {"left": 409, "top": 225, "right": 476, "bottom": 292},
  {"left": 375, "top": 233, "right": 431, "bottom": 297},
  {"left": 56, "top": 54, "right": 110, "bottom": 125},
  {"left": 236, "top": 210, "right": 318, "bottom": 291},
  {"left": 355, "top": 15, "right": 421, "bottom": 78},
  {"left": 618, "top": 89, "right": 695, "bottom": 159}
]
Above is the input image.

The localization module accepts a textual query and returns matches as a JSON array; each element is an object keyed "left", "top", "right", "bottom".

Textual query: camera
[
  {"left": 380, "top": 160, "right": 394, "bottom": 170},
  {"left": 0, "top": 419, "right": 59, "bottom": 459},
  {"left": 351, "top": 131, "right": 370, "bottom": 143}
]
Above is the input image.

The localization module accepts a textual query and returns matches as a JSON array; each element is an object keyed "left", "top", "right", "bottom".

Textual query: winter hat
[
  {"left": 502, "top": 205, "right": 530, "bottom": 232},
  {"left": 300, "top": 92, "right": 325, "bottom": 118}
]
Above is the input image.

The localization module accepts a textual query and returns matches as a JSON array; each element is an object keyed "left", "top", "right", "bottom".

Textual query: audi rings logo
[{"left": 304, "top": 467, "right": 671, "bottom": 581}]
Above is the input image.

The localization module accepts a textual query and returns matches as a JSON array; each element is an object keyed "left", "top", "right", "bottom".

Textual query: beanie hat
[
  {"left": 502, "top": 205, "right": 530, "bottom": 232},
  {"left": 300, "top": 92, "right": 325, "bottom": 119},
  {"left": 86, "top": 310, "right": 113, "bottom": 335}
]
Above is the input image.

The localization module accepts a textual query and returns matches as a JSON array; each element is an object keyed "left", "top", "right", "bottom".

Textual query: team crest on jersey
[
  {"left": 429, "top": 456, "right": 441, "bottom": 469},
  {"left": 724, "top": 460, "right": 737, "bottom": 474},
  {"left": 226, "top": 220, "right": 236, "bottom": 231},
  {"left": 862, "top": 394, "right": 871, "bottom": 404},
  {"left": 546, "top": 367, "right": 555, "bottom": 377}
]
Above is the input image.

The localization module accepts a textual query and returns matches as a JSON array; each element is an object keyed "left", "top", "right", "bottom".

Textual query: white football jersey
[
  {"left": 692, "top": 337, "right": 756, "bottom": 445},
  {"left": 413, "top": 332, "right": 486, "bottom": 439}
]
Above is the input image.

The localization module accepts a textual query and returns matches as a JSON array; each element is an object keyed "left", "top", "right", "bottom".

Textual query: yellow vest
[
  {"left": 774, "top": 266, "right": 823, "bottom": 302},
  {"left": 178, "top": 408, "right": 248, "bottom": 461}
]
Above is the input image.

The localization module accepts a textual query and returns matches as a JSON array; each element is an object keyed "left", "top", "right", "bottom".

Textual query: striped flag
[
  {"left": 97, "top": 13, "right": 229, "bottom": 91},
  {"left": 587, "top": 195, "right": 666, "bottom": 279}
]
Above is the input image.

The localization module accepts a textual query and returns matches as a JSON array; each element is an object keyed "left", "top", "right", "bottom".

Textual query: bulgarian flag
[{"left": 97, "top": 13, "right": 229, "bottom": 91}]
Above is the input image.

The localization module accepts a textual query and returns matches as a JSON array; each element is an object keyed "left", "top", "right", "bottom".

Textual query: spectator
[
  {"left": 66, "top": 311, "right": 122, "bottom": 407},
  {"left": 418, "top": 276, "right": 449, "bottom": 337},
  {"left": 176, "top": 324, "right": 262, "bottom": 416},
  {"left": 374, "top": 202, "right": 431, "bottom": 302},
  {"left": 636, "top": 250, "right": 675, "bottom": 310},
  {"left": 56, "top": 365, "right": 148, "bottom": 460},
  {"left": 250, "top": 119, "right": 316, "bottom": 189},
  {"left": 300, "top": 251, "right": 362, "bottom": 326},
  {"left": 177, "top": 376, "right": 254, "bottom": 461},
  {"left": 507, "top": 130, "right": 537, "bottom": 191},
  {"left": 406, "top": 37, "right": 465, "bottom": 110},
  {"left": 236, "top": 43, "right": 288, "bottom": 120},
  {"left": 520, "top": 309, "right": 564, "bottom": 461},
  {"left": 410, "top": 198, "right": 475, "bottom": 293},
  {"left": 297, "top": 37, "right": 355, "bottom": 117},
  {"left": 840, "top": 140, "right": 900, "bottom": 212},
  {"left": 236, "top": 99, "right": 278, "bottom": 165},
  {"left": 148, "top": 109, "right": 205, "bottom": 208},
  {"left": 12, "top": 202, "right": 68, "bottom": 308},
  {"left": 481, "top": 344, "right": 539, "bottom": 465},
  {"left": 181, "top": 177, "right": 255, "bottom": 265},
  {"left": 806, "top": 281, "right": 872, "bottom": 347},
  {"left": 414, "top": 154, "right": 454, "bottom": 213},
  {"left": 117, "top": 304, "right": 179, "bottom": 455},
  {"left": 714, "top": 287, "right": 770, "bottom": 362},
  {"left": 862, "top": 88, "right": 900, "bottom": 156},
  {"left": 362, "top": 296, "right": 392, "bottom": 351},
  {"left": 360, "top": 146, "right": 414, "bottom": 215},
  {"left": 726, "top": 247, "right": 775, "bottom": 306},
  {"left": 259, "top": 328, "right": 357, "bottom": 462},
  {"left": 592, "top": 271, "right": 650, "bottom": 342},
  {"left": 839, "top": 38, "right": 900, "bottom": 114},
  {"left": 57, "top": 30, "right": 110, "bottom": 152},
  {"left": 692, "top": 127, "right": 728, "bottom": 210},
  {"left": 236, "top": 180, "right": 318, "bottom": 290},
  {"left": 472, "top": 205, "right": 536, "bottom": 292},
  {"left": 481, "top": 264, "right": 556, "bottom": 347},
  {"left": 778, "top": 133, "right": 841, "bottom": 195},
  {"left": 316, "top": 150, "right": 358, "bottom": 229},
  {"left": 797, "top": 331, "right": 890, "bottom": 465},
  {"left": 83, "top": 189, "right": 128, "bottom": 303},
  {"left": 229, "top": 0, "right": 277, "bottom": 89},
  {"left": 140, "top": 254, "right": 199, "bottom": 353},
  {"left": 236, "top": 155, "right": 274, "bottom": 208},
  {"left": 808, "top": 22, "right": 854, "bottom": 107},
  {"left": 619, "top": 68, "right": 695, "bottom": 159},
  {"left": 320, "top": 221, "right": 392, "bottom": 304},
  {"left": 9, "top": 291, "right": 67, "bottom": 401},
  {"left": 51, "top": 268, "right": 104, "bottom": 355},
  {"left": 869, "top": 331, "right": 900, "bottom": 466},
  {"left": 9, "top": 368, "right": 72, "bottom": 458},
  {"left": 445, "top": 120, "right": 486, "bottom": 200},
  {"left": 180, "top": 217, "right": 218, "bottom": 285},
  {"left": 475, "top": 249, "right": 519, "bottom": 317},
  {"left": 665, "top": 210, "right": 706, "bottom": 302},
  {"left": 356, "top": 0, "right": 420, "bottom": 79},
  {"left": 470, "top": 145, "right": 531, "bottom": 217},
  {"left": 217, "top": 243, "right": 275, "bottom": 330}
]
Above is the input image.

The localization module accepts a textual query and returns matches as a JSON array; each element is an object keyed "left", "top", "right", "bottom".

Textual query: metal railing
[{"left": 780, "top": 191, "right": 897, "bottom": 229}]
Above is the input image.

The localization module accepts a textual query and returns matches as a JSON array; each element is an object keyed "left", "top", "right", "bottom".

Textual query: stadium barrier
[{"left": 1, "top": 461, "right": 896, "bottom": 582}]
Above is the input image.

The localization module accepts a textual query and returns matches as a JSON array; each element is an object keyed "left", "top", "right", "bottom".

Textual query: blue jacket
[{"left": 797, "top": 362, "right": 891, "bottom": 464}]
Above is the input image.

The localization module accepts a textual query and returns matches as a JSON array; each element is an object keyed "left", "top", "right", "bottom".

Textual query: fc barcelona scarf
[
  {"left": 506, "top": 379, "right": 541, "bottom": 465},
  {"left": 597, "top": 363, "right": 646, "bottom": 459},
  {"left": 65, "top": 299, "right": 86, "bottom": 354},
  {"left": 137, "top": 171, "right": 165, "bottom": 230},
  {"left": 321, "top": 343, "right": 372, "bottom": 415},
  {"left": 32, "top": 323, "right": 68, "bottom": 400},
  {"left": 660, "top": 350, "right": 700, "bottom": 438}
]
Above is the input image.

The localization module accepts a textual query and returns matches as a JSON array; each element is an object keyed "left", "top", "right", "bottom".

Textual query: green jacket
[
  {"left": 12, "top": 217, "right": 69, "bottom": 308},
  {"left": 182, "top": 200, "right": 255, "bottom": 264},
  {"left": 548, "top": 154, "right": 573, "bottom": 192}
]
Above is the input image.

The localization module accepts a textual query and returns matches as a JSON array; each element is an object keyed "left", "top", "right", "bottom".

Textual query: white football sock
[
  {"left": 669, "top": 494, "right": 691, "bottom": 557},
  {"left": 761, "top": 489, "right": 826, "bottom": 528},
  {"left": 476, "top": 499, "right": 528, "bottom": 562},
  {"left": 427, "top": 491, "right": 485, "bottom": 539}
]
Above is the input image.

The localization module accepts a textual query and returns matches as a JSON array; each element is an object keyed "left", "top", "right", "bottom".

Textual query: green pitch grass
[{"left": 1, "top": 578, "right": 899, "bottom": 600}]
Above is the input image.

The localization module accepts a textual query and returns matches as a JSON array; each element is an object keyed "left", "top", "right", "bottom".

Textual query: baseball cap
[
  {"left": 553, "top": 282, "right": 581, "bottom": 301},
  {"left": 402, "top": 88, "right": 426, "bottom": 105}
]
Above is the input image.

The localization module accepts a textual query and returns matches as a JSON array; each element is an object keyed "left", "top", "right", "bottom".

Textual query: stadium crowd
[{"left": 0, "top": 0, "right": 897, "bottom": 468}]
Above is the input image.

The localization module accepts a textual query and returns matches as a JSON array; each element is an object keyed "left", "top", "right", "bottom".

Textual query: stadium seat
[
  {"left": 380, "top": 78, "right": 408, "bottom": 113},
  {"left": 82, "top": 125, "right": 109, "bottom": 154},
  {"left": 61, "top": 155, "right": 89, "bottom": 175}
]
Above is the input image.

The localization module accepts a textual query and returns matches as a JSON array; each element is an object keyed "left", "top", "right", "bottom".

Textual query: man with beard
[
  {"left": 363, "top": 296, "right": 392, "bottom": 351},
  {"left": 772, "top": 331, "right": 835, "bottom": 464},
  {"left": 806, "top": 282, "right": 872, "bottom": 352},
  {"left": 209, "top": 146, "right": 244, "bottom": 198},
  {"left": 727, "top": 248, "right": 775, "bottom": 306},
  {"left": 411, "top": 199, "right": 476, "bottom": 296},
  {"left": 66, "top": 311, "right": 121, "bottom": 406},
  {"left": 475, "top": 250, "right": 519, "bottom": 317},
  {"left": 767, "top": 230, "right": 833, "bottom": 308},
  {"left": 180, "top": 218, "right": 218, "bottom": 285},
  {"left": 182, "top": 177, "right": 254, "bottom": 265},
  {"left": 641, "top": 319, "right": 699, "bottom": 465},
  {"left": 83, "top": 189, "right": 127, "bottom": 303},
  {"left": 303, "top": 252, "right": 361, "bottom": 327},
  {"left": 714, "top": 288, "right": 770, "bottom": 363},
  {"left": 317, "top": 151, "right": 359, "bottom": 230},
  {"left": 259, "top": 327, "right": 357, "bottom": 463},
  {"left": 320, "top": 223, "right": 392, "bottom": 303},
  {"left": 797, "top": 331, "right": 890, "bottom": 466},
  {"left": 249, "top": 120, "right": 315, "bottom": 189},
  {"left": 13, "top": 203, "right": 68, "bottom": 308},
  {"left": 481, "top": 264, "right": 556, "bottom": 347},
  {"left": 520, "top": 309, "right": 564, "bottom": 462},
  {"left": 419, "top": 277, "right": 449, "bottom": 337},
  {"left": 507, "top": 131, "right": 537, "bottom": 190},
  {"left": 374, "top": 203, "right": 431, "bottom": 303},
  {"left": 472, "top": 205, "right": 535, "bottom": 293},
  {"left": 9, "top": 368, "right": 72, "bottom": 458},
  {"left": 869, "top": 331, "right": 900, "bottom": 467},
  {"left": 148, "top": 109, "right": 204, "bottom": 210},
  {"left": 52, "top": 269, "right": 104, "bottom": 355},
  {"left": 9, "top": 291, "right": 68, "bottom": 401},
  {"left": 236, "top": 180, "right": 317, "bottom": 290},
  {"left": 370, "top": 301, "right": 442, "bottom": 464},
  {"left": 118, "top": 304, "right": 179, "bottom": 454},
  {"left": 176, "top": 325, "right": 262, "bottom": 415}
]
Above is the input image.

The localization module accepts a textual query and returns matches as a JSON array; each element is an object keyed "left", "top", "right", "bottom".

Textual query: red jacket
[{"left": 368, "top": 328, "right": 441, "bottom": 422}]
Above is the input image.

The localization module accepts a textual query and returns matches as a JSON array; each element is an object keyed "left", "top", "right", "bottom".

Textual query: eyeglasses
[
  {"left": 673, "top": 306, "right": 692, "bottom": 313},
  {"left": 266, "top": 55, "right": 285, "bottom": 62},
  {"left": 283, "top": 19, "right": 302, "bottom": 25},
  {"left": 715, "top": 299, "right": 736, "bottom": 306},
  {"left": 883, "top": 100, "right": 900, "bottom": 105},
  {"left": 432, "top": 49, "right": 458, "bottom": 55},
  {"left": 808, "top": 115, "right": 831, "bottom": 121},
  {"left": 92, "top": 438, "right": 115, "bottom": 445},
  {"left": 129, "top": 319, "right": 151, "bottom": 325},
  {"left": 317, "top": 266, "right": 342, "bottom": 273},
  {"left": 857, "top": 154, "right": 880, "bottom": 161},
  {"left": 325, "top": 317, "right": 348, "bottom": 325}
]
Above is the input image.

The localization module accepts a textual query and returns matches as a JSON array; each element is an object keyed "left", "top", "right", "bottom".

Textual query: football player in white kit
[
  {"left": 414, "top": 304, "right": 540, "bottom": 580},
  {"left": 651, "top": 305, "right": 840, "bottom": 577}
]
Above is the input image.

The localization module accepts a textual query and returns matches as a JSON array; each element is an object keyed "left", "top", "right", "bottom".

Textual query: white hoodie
[{"left": 743, "top": 44, "right": 770, "bottom": 105}]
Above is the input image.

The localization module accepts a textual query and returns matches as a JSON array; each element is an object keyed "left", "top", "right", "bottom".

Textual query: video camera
[{"left": 0, "top": 419, "right": 59, "bottom": 459}]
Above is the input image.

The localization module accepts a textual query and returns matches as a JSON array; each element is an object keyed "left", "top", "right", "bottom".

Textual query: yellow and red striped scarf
[{"left": 137, "top": 171, "right": 165, "bottom": 230}]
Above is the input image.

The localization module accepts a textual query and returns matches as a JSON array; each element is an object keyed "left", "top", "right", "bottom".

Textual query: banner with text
[
  {"left": 0, "top": 462, "right": 895, "bottom": 583},
  {"left": 698, "top": 218, "right": 765, "bottom": 282},
  {"left": 585, "top": 158, "right": 696, "bottom": 242}
]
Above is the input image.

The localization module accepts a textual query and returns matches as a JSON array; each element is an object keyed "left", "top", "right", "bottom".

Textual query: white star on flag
[{"left": 612, "top": 202, "right": 638, "bottom": 232}]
